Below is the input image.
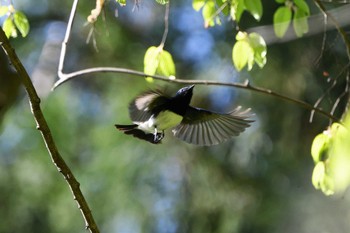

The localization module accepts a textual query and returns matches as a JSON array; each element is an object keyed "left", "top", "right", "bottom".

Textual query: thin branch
[
  {"left": 87, "top": 0, "right": 105, "bottom": 24},
  {"left": 209, "top": 1, "right": 228, "bottom": 23},
  {"left": 54, "top": 68, "right": 339, "bottom": 122},
  {"left": 313, "top": 6, "right": 327, "bottom": 65},
  {"left": 309, "top": 63, "right": 350, "bottom": 122},
  {"left": 0, "top": 28, "right": 100, "bottom": 233},
  {"left": 314, "top": 0, "right": 350, "bottom": 60},
  {"left": 159, "top": 2, "right": 170, "bottom": 48},
  {"left": 309, "top": 77, "right": 337, "bottom": 123},
  {"left": 55, "top": 0, "right": 339, "bottom": 123},
  {"left": 58, "top": 0, "right": 79, "bottom": 78},
  {"left": 332, "top": 69, "right": 350, "bottom": 117}
]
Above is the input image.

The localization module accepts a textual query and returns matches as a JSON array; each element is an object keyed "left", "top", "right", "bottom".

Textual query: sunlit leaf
[
  {"left": 329, "top": 118, "right": 350, "bottom": 194},
  {"left": 202, "top": 0, "right": 218, "bottom": 27},
  {"left": 157, "top": 50, "right": 176, "bottom": 77},
  {"left": 235, "top": 30, "right": 247, "bottom": 40},
  {"left": 312, "top": 162, "right": 325, "bottom": 190},
  {"left": 293, "top": 0, "right": 310, "bottom": 14},
  {"left": 232, "top": 40, "right": 254, "bottom": 71},
  {"left": 293, "top": 8, "right": 308, "bottom": 37},
  {"left": 273, "top": 6, "right": 292, "bottom": 38},
  {"left": 116, "top": 0, "right": 126, "bottom": 6},
  {"left": 144, "top": 46, "right": 161, "bottom": 82},
  {"left": 233, "top": 31, "right": 267, "bottom": 71},
  {"left": 230, "top": 0, "right": 245, "bottom": 22},
  {"left": 156, "top": 0, "right": 169, "bottom": 5},
  {"left": 248, "top": 32, "right": 267, "bottom": 68},
  {"left": 275, "top": 0, "right": 286, "bottom": 3},
  {"left": 311, "top": 161, "right": 334, "bottom": 196},
  {"left": 244, "top": 0, "right": 262, "bottom": 21},
  {"left": 193, "top": 0, "right": 205, "bottom": 11},
  {"left": 13, "top": 11, "right": 30, "bottom": 37},
  {"left": 311, "top": 133, "right": 330, "bottom": 163},
  {"left": 0, "top": 6, "right": 8, "bottom": 17},
  {"left": 3, "top": 17, "right": 17, "bottom": 38}
]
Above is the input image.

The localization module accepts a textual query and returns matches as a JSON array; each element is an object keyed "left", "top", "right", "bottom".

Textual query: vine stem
[{"left": 0, "top": 27, "right": 100, "bottom": 233}]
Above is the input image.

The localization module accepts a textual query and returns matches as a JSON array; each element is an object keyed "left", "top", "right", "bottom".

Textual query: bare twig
[
  {"left": 159, "top": 2, "right": 170, "bottom": 48},
  {"left": 331, "top": 70, "right": 350, "bottom": 118},
  {"left": 314, "top": 0, "right": 350, "bottom": 60},
  {"left": 0, "top": 28, "right": 100, "bottom": 233},
  {"left": 309, "top": 78, "right": 337, "bottom": 123},
  {"left": 87, "top": 0, "right": 105, "bottom": 24},
  {"left": 309, "top": 64, "right": 350, "bottom": 122},
  {"left": 312, "top": 0, "right": 350, "bottom": 121}
]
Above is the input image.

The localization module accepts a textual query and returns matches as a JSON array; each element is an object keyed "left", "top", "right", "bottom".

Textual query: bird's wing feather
[
  {"left": 129, "top": 90, "right": 170, "bottom": 122},
  {"left": 172, "top": 106, "right": 254, "bottom": 146}
]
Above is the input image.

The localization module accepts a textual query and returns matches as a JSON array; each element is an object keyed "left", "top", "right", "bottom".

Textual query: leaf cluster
[
  {"left": 0, "top": 4, "right": 29, "bottom": 38},
  {"left": 311, "top": 117, "right": 350, "bottom": 196},
  {"left": 273, "top": 0, "right": 310, "bottom": 38}
]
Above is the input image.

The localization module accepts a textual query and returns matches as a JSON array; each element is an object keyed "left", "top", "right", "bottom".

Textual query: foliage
[
  {"left": 0, "top": 4, "right": 29, "bottom": 38},
  {"left": 192, "top": 0, "right": 266, "bottom": 71},
  {"left": 144, "top": 46, "right": 176, "bottom": 82},
  {"left": 273, "top": 0, "right": 310, "bottom": 38},
  {"left": 311, "top": 116, "right": 350, "bottom": 196},
  {"left": 232, "top": 31, "right": 266, "bottom": 71}
]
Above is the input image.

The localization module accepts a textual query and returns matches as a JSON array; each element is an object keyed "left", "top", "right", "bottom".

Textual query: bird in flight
[{"left": 115, "top": 85, "right": 253, "bottom": 146}]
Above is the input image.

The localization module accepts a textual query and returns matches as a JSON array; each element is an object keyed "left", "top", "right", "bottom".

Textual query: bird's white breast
[{"left": 136, "top": 110, "right": 183, "bottom": 133}]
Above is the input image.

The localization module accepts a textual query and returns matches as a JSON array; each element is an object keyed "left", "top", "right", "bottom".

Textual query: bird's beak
[{"left": 189, "top": 84, "right": 195, "bottom": 90}]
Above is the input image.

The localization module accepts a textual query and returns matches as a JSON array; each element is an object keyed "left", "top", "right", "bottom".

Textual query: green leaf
[
  {"left": 312, "top": 162, "right": 326, "bottom": 190},
  {"left": 193, "top": 0, "right": 206, "bottom": 11},
  {"left": 143, "top": 46, "right": 176, "bottom": 82},
  {"left": 244, "top": 0, "right": 262, "bottom": 21},
  {"left": 312, "top": 162, "right": 334, "bottom": 196},
  {"left": 235, "top": 30, "right": 247, "bottom": 40},
  {"left": 0, "top": 6, "right": 8, "bottom": 17},
  {"left": 3, "top": 17, "right": 17, "bottom": 38},
  {"left": 232, "top": 40, "right": 254, "bottom": 71},
  {"left": 116, "top": 0, "right": 126, "bottom": 6},
  {"left": 293, "top": 0, "right": 310, "bottom": 14},
  {"left": 273, "top": 6, "right": 292, "bottom": 38},
  {"left": 233, "top": 31, "right": 267, "bottom": 71},
  {"left": 311, "top": 133, "right": 329, "bottom": 163},
  {"left": 202, "top": 0, "right": 218, "bottom": 27},
  {"left": 293, "top": 8, "right": 309, "bottom": 37},
  {"left": 157, "top": 50, "right": 176, "bottom": 77},
  {"left": 329, "top": 118, "right": 350, "bottom": 194},
  {"left": 248, "top": 32, "right": 267, "bottom": 68},
  {"left": 230, "top": 0, "right": 245, "bottom": 22},
  {"left": 144, "top": 46, "right": 161, "bottom": 82},
  {"left": 156, "top": 0, "right": 169, "bottom": 5},
  {"left": 275, "top": 0, "right": 286, "bottom": 3},
  {"left": 13, "top": 11, "right": 30, "bottom": 37}
]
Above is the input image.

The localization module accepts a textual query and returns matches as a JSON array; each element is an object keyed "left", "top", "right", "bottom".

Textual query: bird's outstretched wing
[
  {"left": 172, "top": 106, "right": 254, "bottom": 146},
  {"left": 129, "top": 90, "right": 170, "bottom": 122}
]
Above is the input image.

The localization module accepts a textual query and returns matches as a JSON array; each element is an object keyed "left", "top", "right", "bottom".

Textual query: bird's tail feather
[{"left": 115, "top": 124, "right": 161, "bottom": 144}]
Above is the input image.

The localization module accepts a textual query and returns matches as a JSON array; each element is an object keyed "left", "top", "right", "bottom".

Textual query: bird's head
[{"left": 175, "top": 85, "right": 195, "bottom": 98}]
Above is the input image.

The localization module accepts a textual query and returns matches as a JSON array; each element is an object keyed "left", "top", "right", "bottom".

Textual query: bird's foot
[{"left": 153, "top": 130, "right": 164, "bottom": 143}]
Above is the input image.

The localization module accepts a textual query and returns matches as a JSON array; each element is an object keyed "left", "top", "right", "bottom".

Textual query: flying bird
[{"left": 115, "top": 85, "right": 253, "bottom": 146}]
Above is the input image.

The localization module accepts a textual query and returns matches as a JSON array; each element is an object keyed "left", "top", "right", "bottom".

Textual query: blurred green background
[{"left": 1, "top": 0, "right": 350, "bottom": 233}]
